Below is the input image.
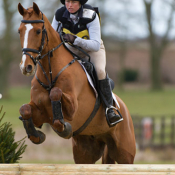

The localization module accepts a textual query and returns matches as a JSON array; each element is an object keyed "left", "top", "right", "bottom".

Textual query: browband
[
  {"left": 21, "top": 20, "right": 44, "bottom": 23},
  {"left": 21, "top": 12, "right": 44, "bottom": 24}
]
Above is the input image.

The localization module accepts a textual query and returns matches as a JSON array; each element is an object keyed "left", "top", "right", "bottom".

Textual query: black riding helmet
[{"left": 60, "top": 0, "right": 88, "bottom": 5}]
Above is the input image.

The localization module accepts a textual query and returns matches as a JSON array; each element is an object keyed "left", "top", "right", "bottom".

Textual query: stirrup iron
[{"left": 106, "top": 106, "right": 123, "bottom": 127}]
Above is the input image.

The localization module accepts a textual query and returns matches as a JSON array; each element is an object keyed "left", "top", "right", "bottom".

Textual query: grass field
[
  {"left": 0, "top": 87, "right": 31, "bottom": 127},
  {"left": 117, "top": 88, "right": 175, "bottom": 117},
  {"left": 1, "top": 86, "right": 175, "bottom": 127}
]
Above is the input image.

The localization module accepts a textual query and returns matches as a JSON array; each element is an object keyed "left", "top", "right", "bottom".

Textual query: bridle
[
  {"left": 21, "top": 12, "right": 76, "bottom": 91},
  {"left": 21, "top": 12, "right": 49, "bottom": 65}
]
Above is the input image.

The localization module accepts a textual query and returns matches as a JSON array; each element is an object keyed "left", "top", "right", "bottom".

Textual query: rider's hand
[{"left": 63, "top": 34, "right": 77, "bottom": 44}]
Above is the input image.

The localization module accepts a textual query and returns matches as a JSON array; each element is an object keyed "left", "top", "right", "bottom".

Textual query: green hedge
[
  {"left": 0, "top": 106, "right": 27, "bottom": 163},
  {"left": 124, "top": 69, "right": 138, "bottom": 82}
]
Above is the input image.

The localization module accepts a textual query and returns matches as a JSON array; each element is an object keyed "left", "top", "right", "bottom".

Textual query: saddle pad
[{"left": 78, "top": 61, "right": 120, "bottom": 109}]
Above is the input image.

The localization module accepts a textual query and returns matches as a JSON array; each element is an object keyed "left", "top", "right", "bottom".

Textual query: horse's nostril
[{"left": 26, "top": 65, "right": 33, "bottom": 73}]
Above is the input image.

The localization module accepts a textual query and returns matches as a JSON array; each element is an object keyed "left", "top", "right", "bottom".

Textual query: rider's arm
[
  {"left": 73, "top": 14, "right": 101, "bottom": 52},
  {"left": 51, "top": 16, "right": 59, "bottom": 31},
  {"left": 51, "top": 13, "right": 101, "bottom": 52}
]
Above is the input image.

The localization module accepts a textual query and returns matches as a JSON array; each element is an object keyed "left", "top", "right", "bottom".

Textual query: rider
[{"left": 51, "top": 0, "right": 123, "bottom": 126}]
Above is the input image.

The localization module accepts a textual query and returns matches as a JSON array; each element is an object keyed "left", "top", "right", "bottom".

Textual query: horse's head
[{"left": 18, "top": 3, "right": 48, "bottom": 76}]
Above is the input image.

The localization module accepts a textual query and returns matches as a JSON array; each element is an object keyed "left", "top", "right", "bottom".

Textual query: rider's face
[{"left": 65, "top": 0, "right": 81, "bottom": 14}]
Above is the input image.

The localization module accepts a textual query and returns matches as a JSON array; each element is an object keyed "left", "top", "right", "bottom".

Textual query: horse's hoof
[
  {"left": 63, "top": 122, "right": 72, "bottom": 139},
  {"left": 53, "top": 122, "right": 72, "bottom": 139},
  {"left": 29, "top": 130, "right": 46, "bottom": 144}
]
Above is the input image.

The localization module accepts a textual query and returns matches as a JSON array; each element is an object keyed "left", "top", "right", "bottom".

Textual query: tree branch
[
  {"left": 143, "top": 0, "right": 155, "bottom": 46},
  {"left": 160, "top": 1, "right": 175, "bottom": 51}
]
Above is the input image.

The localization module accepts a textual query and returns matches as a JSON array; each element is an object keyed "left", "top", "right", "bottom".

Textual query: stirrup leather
[{"left": 106, "top": 106, "right": 123, "bottom": 127}]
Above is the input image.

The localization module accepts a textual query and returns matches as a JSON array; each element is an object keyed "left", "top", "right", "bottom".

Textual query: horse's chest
[{"left": 31, "top": 90, "right": 50, "bottom": 109}]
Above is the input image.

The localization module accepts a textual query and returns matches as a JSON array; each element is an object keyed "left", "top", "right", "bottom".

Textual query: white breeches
[{"left": 65, "top": 40, "right": 106, "bottom": 80}]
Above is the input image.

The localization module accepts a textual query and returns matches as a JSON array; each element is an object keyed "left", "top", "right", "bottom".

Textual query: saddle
[{"left": 81, "top": 59, "right": 115, "bottom": 91}]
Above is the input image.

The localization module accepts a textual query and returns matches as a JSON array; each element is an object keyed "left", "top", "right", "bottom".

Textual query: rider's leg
[
  {"left": 88, "top": 40, "right": 123, "bottom": 127},
  {"left": 98, "top": 74, "right": 123, "bottom": 126},
  {"left": 87, "top": 40, "right": 106, "bottom": 80}
]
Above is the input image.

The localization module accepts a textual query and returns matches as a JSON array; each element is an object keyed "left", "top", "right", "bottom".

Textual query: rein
[{"left": 21, "top": 13, "right": 77, "bottom": 91}]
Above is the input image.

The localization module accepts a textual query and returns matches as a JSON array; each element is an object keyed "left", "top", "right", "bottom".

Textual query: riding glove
[{"left": 63, "top": 34, "right": 77, "bottom": 44}]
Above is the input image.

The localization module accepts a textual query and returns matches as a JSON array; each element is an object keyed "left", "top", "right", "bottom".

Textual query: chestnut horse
[{"left": 18, "top": 2, "right": 136, "bottom": 164}]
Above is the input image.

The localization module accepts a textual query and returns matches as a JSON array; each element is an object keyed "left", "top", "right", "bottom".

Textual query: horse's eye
[
  {"left": 36, "top": 29, "right": 41, "bottom": 35},
  {"left": 18, "top": 30, "right": 20, "bottom": 34}
]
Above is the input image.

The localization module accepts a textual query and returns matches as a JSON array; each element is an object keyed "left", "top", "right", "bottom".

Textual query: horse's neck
[{"left": 36, "top": 19, "right": 73, "bottom": 81}]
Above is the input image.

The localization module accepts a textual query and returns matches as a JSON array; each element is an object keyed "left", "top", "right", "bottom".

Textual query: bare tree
[
  {"left": 143, "top": 0, "right": 175, "bottom": 90},
  {"left": 0, "top": 0, "right": 16, "bottom": 97}
]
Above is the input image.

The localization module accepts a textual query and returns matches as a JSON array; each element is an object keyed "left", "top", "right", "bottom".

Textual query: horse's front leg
[
  {"left": 19, "top": 103, "right": 46, "bottom": 144},
  {"left": 49, "top": 87, "right": 76, "bottom": 139}
]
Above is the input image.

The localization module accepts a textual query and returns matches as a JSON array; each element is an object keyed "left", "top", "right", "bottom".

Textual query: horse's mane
[{"left": 40, "top": 11, "right": 61, "bottom": 40}]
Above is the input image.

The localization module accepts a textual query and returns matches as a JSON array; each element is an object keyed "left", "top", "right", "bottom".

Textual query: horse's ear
[
  {"left": 33, "top": 2, "right": 40, "bottom": 16},
  {"left": 18, "top": 3, "right": 26, "bottom": 16}
]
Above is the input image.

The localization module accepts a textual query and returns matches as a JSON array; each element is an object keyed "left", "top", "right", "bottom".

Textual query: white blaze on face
[{"left": 21, "top": 24, "right": 33, "bottom": 69}]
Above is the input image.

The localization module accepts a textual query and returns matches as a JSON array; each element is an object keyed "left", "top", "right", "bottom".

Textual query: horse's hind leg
[
  {"left": 104, "top": 95, "right": 136, "bottom": 164},
  {"left": 105, "top": 133, "right": 135, "bottom": 164},
  {"left": 72, "top": 135, "right": 105, "bottom": 164},
  {"left": 19, "top": 103, "right": 46, "bottom": 144},
  {"left": 102, "top": 145, "right": 115, "bottom": 164}
]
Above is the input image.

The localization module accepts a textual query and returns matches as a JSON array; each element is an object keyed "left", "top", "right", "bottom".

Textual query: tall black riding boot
[{"left": 99, "top": 74, "right": 123, "bottom": 127}]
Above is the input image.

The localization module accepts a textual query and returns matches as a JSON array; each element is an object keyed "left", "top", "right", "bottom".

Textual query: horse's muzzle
[
  {"left": 20, "top": 63, "right": 35, "bottom": 76},
  {"left": 26, "top": 64, "right": 33, "bottom": 73}
]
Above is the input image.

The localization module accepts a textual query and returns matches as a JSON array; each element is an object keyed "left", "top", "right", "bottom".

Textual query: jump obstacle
[{"left": 0, "top": 164, "right": 175, "bottom": 175}]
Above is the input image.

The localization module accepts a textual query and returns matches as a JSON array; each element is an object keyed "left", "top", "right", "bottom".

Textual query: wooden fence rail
[
  {"left": 132, "top": 116, "right": 175, "bottom": 149},
  {"left": 0, "top": 164, "right": 175, "bottom": 175}
]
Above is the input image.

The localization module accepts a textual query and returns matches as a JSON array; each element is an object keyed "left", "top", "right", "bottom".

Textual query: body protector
[{"left": 55, "top": 4, "right": 98, "bottom": 39}]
